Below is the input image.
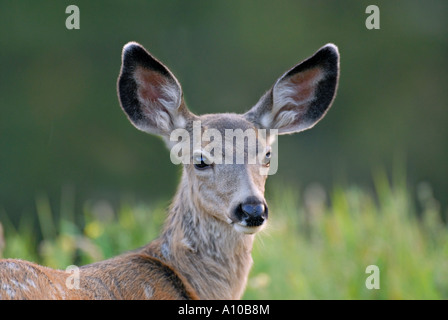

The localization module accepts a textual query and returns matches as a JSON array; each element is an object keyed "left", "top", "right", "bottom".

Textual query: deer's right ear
[
  {"left": 118, "top": 42, "right": 193, "bottom": 137},
  {"left": 244, "top": 44, "right": 339, "bottom": 135}
]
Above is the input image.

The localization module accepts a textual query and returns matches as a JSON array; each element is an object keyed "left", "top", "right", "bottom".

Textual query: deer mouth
[{"left": 232, "top": 222, "right": 266, "bottom": 235}]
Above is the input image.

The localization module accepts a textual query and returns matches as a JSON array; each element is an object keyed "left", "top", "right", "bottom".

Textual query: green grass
[{"left": 1, "top": 172, "right": 447, "bottom": 299}]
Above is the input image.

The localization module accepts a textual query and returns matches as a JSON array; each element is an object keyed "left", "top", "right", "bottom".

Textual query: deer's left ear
[
  {"left": 244, "top": 44, "right": 339, "bottom": 135},
  {"left": 118, "top": 42, "right": 195, "bottom": 138}
]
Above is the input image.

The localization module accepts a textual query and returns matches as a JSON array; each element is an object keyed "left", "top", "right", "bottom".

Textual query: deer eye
[
  {"left": 193, "top": 154, "right": 211, "bottom": 170},
  {"left": 264, "top": 151, "right": 271, "bottom": 167}
]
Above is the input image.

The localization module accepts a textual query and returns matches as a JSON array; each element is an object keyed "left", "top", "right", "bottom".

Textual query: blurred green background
[{"left": 0, "top": 0, "right": 447, "bottom": 299}]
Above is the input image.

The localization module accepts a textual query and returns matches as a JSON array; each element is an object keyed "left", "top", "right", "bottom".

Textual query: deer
[{"left": 0, "top": 41, "right": 339, "bottom": 300}]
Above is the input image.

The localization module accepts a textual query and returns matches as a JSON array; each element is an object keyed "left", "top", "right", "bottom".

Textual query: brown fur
[{"left": 0, "top": 255, "right": 199, "bottom": 300}]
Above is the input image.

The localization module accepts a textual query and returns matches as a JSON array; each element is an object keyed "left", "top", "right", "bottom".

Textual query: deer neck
[{"left": 151, "top": 172, "right": 255, "bottom": 300}]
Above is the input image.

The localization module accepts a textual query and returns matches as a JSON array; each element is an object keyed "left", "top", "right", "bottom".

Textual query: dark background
[{"left": 1, "top": 0, "right": 447, "bottom": 222}]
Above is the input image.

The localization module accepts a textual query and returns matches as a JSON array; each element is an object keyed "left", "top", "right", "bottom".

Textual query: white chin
[{"left": 233, "top": 223, "right": 265, "bottom": 235}]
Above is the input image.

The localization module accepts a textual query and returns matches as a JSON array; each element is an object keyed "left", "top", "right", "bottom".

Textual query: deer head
[{"left": 118, "top": 42, "right": 339, "bottom": 235}]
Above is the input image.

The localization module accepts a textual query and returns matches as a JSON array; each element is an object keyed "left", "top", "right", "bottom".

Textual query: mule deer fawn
[{"left": 0, "top": 42, "right": 339, "bottom": 299}]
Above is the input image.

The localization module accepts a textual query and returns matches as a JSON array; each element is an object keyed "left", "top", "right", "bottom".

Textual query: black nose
[
  {"left": 235, "top": 197, "right": 268, "bottom": 227},
  {"left": 241, "top": 203, "right": 265, "bottom": 218}
]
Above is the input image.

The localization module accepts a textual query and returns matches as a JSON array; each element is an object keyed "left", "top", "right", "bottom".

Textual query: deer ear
[
  {"left": 118, "top": 42, "right": 193, "bottom": 137},
  {"left": 245, "top": 44, "right": 339, "bottom": 135}
]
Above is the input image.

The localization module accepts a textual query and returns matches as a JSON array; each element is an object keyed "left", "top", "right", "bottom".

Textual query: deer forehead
[
  {"left": 197, "top": 113, "right": 255, "bottom": 132},
  {"left": 188, "top": 113, "right": 270, "bottom": 151}
]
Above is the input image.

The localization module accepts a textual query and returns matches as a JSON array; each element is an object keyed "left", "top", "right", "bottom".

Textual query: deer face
[
  {"left": 117, "top": 42, "right": 339, "bottom": 235},
  {"left": 180, "top": 113, "right": 271, "bottom": 234}
]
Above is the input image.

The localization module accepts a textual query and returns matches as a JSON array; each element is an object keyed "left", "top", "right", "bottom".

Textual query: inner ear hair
[
  {"left": 118, "top": 42, "right": 193, "bottom": 137},
  {"left": 245, "top": 44, "right": 340, "bottom": 135}
]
